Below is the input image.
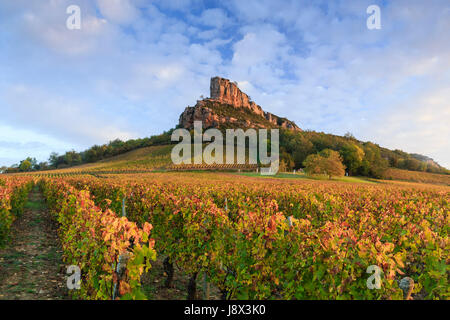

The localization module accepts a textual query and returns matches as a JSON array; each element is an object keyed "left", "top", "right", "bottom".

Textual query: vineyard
[
  {"left": 0, "top": 177, "right": 33, "bottom": 244},
  {"left": 0, "top": 172, "right": 448, "bottom": 300},
  {"left": 383, "top": 168, "right": 450, "bottom": 186}
]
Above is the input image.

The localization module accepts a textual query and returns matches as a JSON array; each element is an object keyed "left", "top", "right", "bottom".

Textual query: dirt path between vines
[{"left": 0, "top": 186, "right": 68, "bottom": 300}]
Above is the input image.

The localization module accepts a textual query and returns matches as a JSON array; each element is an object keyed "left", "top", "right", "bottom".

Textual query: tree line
[
  {"left": 1, "top": 127, "right": 448, "bottom": 178},
  {"left": 1, "top": 130, "right": 174, "bottom": 173},
  {"left": 278, "top": 130, "right": 448, "bottom": 178}
]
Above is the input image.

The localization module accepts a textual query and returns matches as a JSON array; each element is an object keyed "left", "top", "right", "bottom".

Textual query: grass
[
  {"left": 25, "top": 186, "right": 47, "bottom": 211},
  {"left": 237, "top": 172, "right": 310, "bottom": 179},
  {"left": 332, "top": 176, "right": 379, "bottom": 184},
  {"left": 25, "top": 201, "right": 46, "bottom": 210},
  {"left": 235, "top": 172, "right": 377, "bottom": 184},
  {"left": 35, "top": 247, "right": 60, "bottom": 262},
  {"left": 2, "top": 251, "right": 27, "bottom": 260},
  {"left": 26, "top": 191, "right": 47, "bottom": 227}
]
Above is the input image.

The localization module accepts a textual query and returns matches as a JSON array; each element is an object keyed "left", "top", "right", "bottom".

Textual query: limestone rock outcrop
[
  {"left": 178, "top": 76, "right": 301, "bottom": 131},
  {"left": 209, "top": 77, "right": 264, "bottom": 116}
]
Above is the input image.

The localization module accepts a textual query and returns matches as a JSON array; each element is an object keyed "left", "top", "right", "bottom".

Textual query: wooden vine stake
[
  {"left": 399, "top": 277, "right": 414, "bottom": 300},
  {"left": 203, "top": 272, "right": 210, "bottom": 300}
]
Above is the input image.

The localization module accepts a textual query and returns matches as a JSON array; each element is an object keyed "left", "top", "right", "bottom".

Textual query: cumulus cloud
[
  {"left": 96, "top": 0, "right": 140, "bottom": 24},
  {"left": 0, "top": 84, "right": 137, "bottom": 145},
  {"left": 365, "top": 87, "right": 450, "bottom": 168},
  {"left": 199, "top": 8, "right": 230, "bottom": 29},
  {"left": 0, "top": 141, "right": 47, "bottom": 150},
  {"left": 0, "top": 125, "right": 73, "bottom": 166},
  {"left": 0, "top": 0, "right": 117, "bottom": 57},
  {"left": 232, "top": 27, "right": 287, "bottom": 68}
]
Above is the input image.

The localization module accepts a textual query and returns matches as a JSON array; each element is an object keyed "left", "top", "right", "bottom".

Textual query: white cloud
[
  {"left": 197, "top": 29, "right": 219, "bottom": 40},
  {"left": 232, "top": 29, "right": 286, "bottom": 67},
  {"left": 365, "top": 87, "right": 450, "bottom": 168},
  {"left": 0, "top": 125, "right": 73, "bottom": 165},
  {"left": 199, "top": 8, "right": 230, "bottom": 29},
  {"left": 96, "top": 0, "right": 140, "bottom": 24},
  {"left": 7, "top": 0, "right": 118, "bottom": 57},
  {"left": 0, "top": 84, "right": 137, "bottom": 145}
]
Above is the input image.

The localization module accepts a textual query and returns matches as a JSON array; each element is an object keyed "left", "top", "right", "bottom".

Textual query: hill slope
[
  {"left": 383, "top": 168, "right": 450, "bottom": 185},
  {"left": 34, "top": 143, "right": 450, "bottom": 186},
  {"left": 46, "top": 145, "right": 173, "bottom": 173}
]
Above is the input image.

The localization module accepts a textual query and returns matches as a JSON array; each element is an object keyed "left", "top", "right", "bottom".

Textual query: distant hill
[{"left": 409, "top": 153, "right": 442, "bottom": 169}]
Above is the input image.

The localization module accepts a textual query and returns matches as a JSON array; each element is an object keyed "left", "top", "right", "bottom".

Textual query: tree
[
  {"left": 19, "top": 159, "right": 32, "bottom": 172},
  {"left": 279, "top": 152, "right": 295, "bottom": 172},
  {"left": 389, "top": 154, "right": 400, "bottom": 167},
  {"left": 302, "top": 153, "right": 322, "bottom": 174},
  {"left": 344, "top": 132, "right": 356, "bottom": 140},
  {"left": 340, "top": 143, "right": 365, "bottom": 175},
  {"left": 49, "top": 152, "right": 60, "bottom": 168},
  {"left": 279, "top": 129, "right": 314, "bottom": 169},
  {"left": 359, "top": 142, "right": 388, "bottom": 178},
  {"left": 36, "top": 162, "right": 50, "bottom": 171},
  {"left": 303, "top": 149, "right": 346, "bottom": 179},
  {"left": 64, "top": 150, "right": 82, "bottom": 166},
  {"left": 402, "top": 158, "right": 422, "bottom": 171}
]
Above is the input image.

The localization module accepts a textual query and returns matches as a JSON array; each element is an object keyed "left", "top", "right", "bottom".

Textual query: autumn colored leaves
[
  {"left": 0, "top": 177, "right": 32, "bottom": 244},
  {"left": 58, "top": 174, "right": 448, "bottom": 299},
  {"left": 40, "top": 179, "right": 156, "bottom": 299}
]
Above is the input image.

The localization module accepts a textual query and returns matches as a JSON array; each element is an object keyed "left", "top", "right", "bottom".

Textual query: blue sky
[{"left": 0, "top": 0, "right": 449, "bottom": 168}]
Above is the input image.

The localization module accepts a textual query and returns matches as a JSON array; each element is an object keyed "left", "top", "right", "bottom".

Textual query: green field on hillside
[{"left": 36, "top": 144, "right": 450, "bottom": 186}]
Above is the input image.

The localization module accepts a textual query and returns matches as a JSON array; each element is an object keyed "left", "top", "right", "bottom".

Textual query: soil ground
[{"left": 0, "top": 186, "right": 68, "bottom": 300}]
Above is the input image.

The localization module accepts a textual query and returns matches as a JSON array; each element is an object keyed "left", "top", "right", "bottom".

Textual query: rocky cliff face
[
  {"left": 178, "top": 100, "right": 235, "bottom": 129},
  {"left": 210, "top": 77, "right": 265, "bottom": 116},
  {"left": 179, "top": 77, "right": 301, "bottom": 131}
]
